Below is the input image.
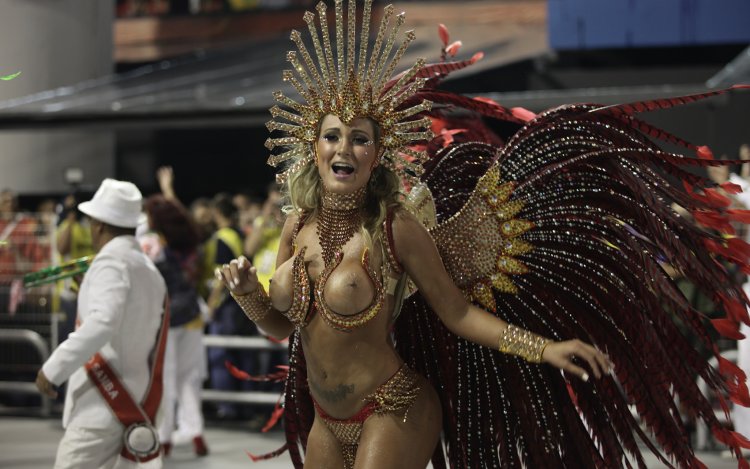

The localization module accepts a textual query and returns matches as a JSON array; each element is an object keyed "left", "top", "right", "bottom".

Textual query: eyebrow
[{"left": 322, "top": 127, "right": 372, "bottom": 137}]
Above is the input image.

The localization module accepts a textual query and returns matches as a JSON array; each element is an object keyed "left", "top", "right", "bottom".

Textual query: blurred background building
[{"left": 0, "top": 0, "right": 748, "bottom": 206}]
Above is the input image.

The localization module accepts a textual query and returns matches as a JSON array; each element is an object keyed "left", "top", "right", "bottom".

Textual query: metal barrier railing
[
  {"left": 0, "top": 332, "right": 285, "bottom": 417},
  {"left": 0, "top": 211, "right": 56, "bottom": 415},
  {"left": 695, "top": 349, "right": 738, "bottom": 451},
  {"left": 201, "top": 335, "right": 286, "bottom": 405},
  {"left": 0, "top": 328, "right": 51, "bottom": 416}
]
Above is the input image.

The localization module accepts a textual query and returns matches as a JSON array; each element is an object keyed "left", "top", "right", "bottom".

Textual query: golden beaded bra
[{"left": 280, "top": 219, "right": 388, "bottom": 333}]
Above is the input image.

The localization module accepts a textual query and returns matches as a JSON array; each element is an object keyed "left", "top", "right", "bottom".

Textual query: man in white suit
[{"left": 36, "top": 178, "right": 167, "bottom": 469}]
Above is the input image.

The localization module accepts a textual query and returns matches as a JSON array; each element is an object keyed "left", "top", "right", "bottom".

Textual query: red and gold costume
[{"left": 250, "top": 1, "right": 750, "bottom": 467}]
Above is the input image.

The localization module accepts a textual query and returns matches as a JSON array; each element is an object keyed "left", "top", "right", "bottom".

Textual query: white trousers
[
  {"left": 158, "top": 326, "right": 206, "bottom": 443},
  {"left": 54, "top": 425, "right": 162, "bottom": 469}
]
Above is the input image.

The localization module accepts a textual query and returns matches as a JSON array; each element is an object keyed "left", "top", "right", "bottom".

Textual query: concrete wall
[{"left": 0, "top": 1, "right": 115, "bottom": 195}]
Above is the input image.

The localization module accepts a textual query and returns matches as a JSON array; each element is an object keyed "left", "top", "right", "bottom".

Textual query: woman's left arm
[{"left": 392, "top": 211, "right": 611, "bottom": 381}]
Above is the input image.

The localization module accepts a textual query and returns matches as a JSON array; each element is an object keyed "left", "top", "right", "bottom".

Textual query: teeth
[{"left": 332, "top": 163, "right": 354, "bottom": 175}]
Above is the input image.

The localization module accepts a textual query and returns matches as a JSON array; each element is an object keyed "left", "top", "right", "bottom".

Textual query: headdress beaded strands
[{"left": 265, "top": 0, "right": 435, "bottom": 186}]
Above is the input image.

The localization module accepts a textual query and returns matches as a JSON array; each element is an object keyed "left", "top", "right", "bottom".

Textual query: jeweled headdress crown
[{"left": 265, "top": 0, "right": 434, "bottom": 184}]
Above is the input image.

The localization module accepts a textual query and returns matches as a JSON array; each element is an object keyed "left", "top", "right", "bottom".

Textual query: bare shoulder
[
  {"left": 280, "top": 212, "right": 301, "bottom": 242},
  {"left": 276, "top": 212, "right": 301, "bottom": 267},
  {"left": 278, "top": 212, "right": 302, "bottom": 254},
  {"left": 390, "top": 207, "right": 433, "bottom": 255},
  {"left": 392, "top": 207, "right": 428, "bottom": 234}
]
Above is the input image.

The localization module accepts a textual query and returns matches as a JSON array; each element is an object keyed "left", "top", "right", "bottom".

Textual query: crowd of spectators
[{"left": 1, "top": 167, "right": 287, "bottom": 456}]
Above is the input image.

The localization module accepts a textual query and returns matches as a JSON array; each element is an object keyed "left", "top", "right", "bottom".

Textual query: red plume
[
  {"left": 438, "top": 23, "right": 449, "bottom": 46},
  {"left": 721, "top": 181, "right": 743, "bottom": 194},
  {"left": 225, "top": 360, "right": 251, "bottom": 380},
  {"left": 446, "top": 41, "right": 462, "bottom": 57},
  {"left": 711, "top": 318, "right": 745, "bottom": 340},
  {"left": 696, "top": 145, "right": 714, "bottom": 160}
]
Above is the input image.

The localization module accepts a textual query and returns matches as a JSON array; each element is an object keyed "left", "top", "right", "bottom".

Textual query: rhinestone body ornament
[
  {"left": 313, "top": 364, "right": 421, "bottom": 469},
  {"left": 316, "top": 185, "right": 366, "bottom": 267},
  {"left": 497, "top": 323, "right": 550, "bottom": 363},
  {"left": 231, "top": 286, "right": 272, "bottom": 323}
]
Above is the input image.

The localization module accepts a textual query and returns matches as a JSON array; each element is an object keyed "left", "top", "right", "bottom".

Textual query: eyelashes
[{"left": 321, "top": 134, "right": 373, "bottom": 146}]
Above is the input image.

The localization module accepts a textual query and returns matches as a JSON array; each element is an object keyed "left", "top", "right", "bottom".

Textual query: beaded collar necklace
[{"left": 317, "top": 185, "right": 366, "bottom": 266}]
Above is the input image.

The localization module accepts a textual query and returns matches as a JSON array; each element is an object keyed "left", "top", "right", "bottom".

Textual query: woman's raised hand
[
  {"left": 542, "top": 339, "right": 612, "bottom": 382},
  {"left": 215, "top": 256, "right": 259, "bottom": 296}
]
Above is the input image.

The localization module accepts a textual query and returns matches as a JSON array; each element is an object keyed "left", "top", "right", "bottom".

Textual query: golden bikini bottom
[{"left": 311, "top": 364, "right": 421, "bottom": 469}]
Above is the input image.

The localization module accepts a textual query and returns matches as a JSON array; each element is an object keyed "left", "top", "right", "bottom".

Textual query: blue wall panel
[{"left": 548, "top": 0, "right": 750, "bottom": 50}]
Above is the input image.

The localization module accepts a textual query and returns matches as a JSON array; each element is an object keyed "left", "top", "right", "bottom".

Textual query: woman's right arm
[{"left": 217, "top": 214, "right": 297, "bottom": 340}]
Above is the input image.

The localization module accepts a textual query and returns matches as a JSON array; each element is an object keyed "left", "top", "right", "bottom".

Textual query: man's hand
[
  {"left": 35, "top": 369, "right": 58, "bottom": 398},
  {"left": 156, "top": 166, "right": 177, "bottom": 200}
]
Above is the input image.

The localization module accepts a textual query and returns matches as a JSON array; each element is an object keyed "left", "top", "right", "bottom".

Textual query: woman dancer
[{"left": 217, "top": 1, "right": 750, "bottom": 467}]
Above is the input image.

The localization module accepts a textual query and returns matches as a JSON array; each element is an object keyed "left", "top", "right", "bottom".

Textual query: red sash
[{"left": 85, "top": 297, "right": 170, "bottom": 462}]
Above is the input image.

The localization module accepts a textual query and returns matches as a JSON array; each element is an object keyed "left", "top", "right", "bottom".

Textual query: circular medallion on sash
[{"left": 123, "top": 423, "right": 159, "bottom": 458}]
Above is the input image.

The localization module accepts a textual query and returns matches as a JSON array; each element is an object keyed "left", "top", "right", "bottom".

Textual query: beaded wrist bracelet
[
  {"left": 231, "top": 286, "right": 271, "bottom": 323},
  {"left": 498, "top": 324, "right": 550, "bottom": 363}
]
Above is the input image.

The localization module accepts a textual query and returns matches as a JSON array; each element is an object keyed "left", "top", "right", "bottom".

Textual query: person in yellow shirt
[
  {"left": 244, "top": 185, "right": 283, "bottom": 291},
  {"left": 55, "top": 193, "right": 94, "bottom": 346},
  {"left": 204, "top": 193, "right": 253, "bottom": 420},
  {"left": 243, "top": 185, "right": 287, "bottom": 400}
]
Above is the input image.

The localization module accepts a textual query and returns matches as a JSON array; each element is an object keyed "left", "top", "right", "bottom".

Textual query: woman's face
[{"left": 316, "top": 114, "right": 379, "bottom": 194}]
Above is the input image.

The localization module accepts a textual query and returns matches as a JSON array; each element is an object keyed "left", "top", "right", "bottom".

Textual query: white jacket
[{"left": 43, "top": 235, "right": 167, "bottom": 429}]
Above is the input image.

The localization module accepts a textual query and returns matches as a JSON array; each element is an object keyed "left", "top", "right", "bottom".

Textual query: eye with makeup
[
  {"left": 322, "top": 133, "right": 339, "bottom": 143},
  {"left": 352, "top": 135, "right": 373, "bottom": 146},
  {"left": 321, "top": 132, "right": 373, "bottom": 147}
]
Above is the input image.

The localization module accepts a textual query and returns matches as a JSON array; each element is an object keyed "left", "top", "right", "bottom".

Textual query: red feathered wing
[{"left": 394, "top": 89, "right": 750, "bottom": 468}]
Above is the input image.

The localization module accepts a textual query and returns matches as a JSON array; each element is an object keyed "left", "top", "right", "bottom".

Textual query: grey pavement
[
  {"left": 0, "top": 415, "right": 292, "bottom": 469},
  {"left": 0, "top": 414, "right": 745, "bottom": 469}
]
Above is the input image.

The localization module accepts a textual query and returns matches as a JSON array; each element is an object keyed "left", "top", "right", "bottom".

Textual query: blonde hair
[{"left": 284, "top": 157, "right": 405, "bottom": 247}]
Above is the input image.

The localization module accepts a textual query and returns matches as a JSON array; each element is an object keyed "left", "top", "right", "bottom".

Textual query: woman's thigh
[
  {"left": 303, "top": 415, "right": 347, "bottom": 469},
  {"left": 354, "top": 378, "right": 442, "bottom": 469}
]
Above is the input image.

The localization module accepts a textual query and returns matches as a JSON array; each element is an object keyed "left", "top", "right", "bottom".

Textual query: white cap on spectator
[{"left": 78, "top": 178, "right": 143, "bottom": 228}]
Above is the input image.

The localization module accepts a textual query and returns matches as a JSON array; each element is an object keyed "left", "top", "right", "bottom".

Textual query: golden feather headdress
[{"left": 265, "top": 0, "right": 434, "bottom": 184}]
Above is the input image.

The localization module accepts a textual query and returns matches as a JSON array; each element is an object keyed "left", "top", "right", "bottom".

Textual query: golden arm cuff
[
  {"left": 231, "top": 286, "right": 271, "bottom": 323},
  {"left": 497, "top": 324, "right": 550, "bottom": 363}
]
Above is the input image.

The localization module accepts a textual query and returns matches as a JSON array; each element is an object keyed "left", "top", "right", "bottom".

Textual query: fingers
[
  {"left": 227, "top": 259, "right": 241, "bottom": 288},
  {"left": 594, "top": 346, "right": 613, "bottom": 375},
  {"left": 552, "top": 340, "right": 614, "bottom": 383},
  {"left": 570, "top": 340, "right": 617, "bottom": 380},
  {"left": 561, "top": 361, "right": 589, "bottom": 382},
  {"left": 214, "top": 265, "right": 228, "bottom": 287},
  {"left": 577, "top": 341, "right": 605, "bottom": 379},
  {"left": 215, "top": 256, "right": 258, "bottom": 296}
]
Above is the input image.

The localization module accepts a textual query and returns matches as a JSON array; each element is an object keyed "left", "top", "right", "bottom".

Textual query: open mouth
[{"left": 332, "top": 162, "right": 355, "bottom": 175}]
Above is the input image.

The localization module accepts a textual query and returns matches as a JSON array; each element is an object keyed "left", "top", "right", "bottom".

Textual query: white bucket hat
[{"left": 78, "top": 178, "right": 143, "bottom": 228}]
